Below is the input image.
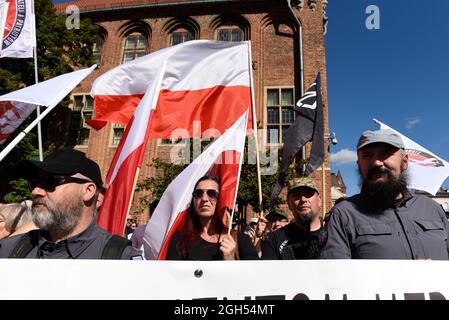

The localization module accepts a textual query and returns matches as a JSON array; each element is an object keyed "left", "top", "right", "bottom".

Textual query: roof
[{"left": 53, "top": 0, "right": 258, "bottom": 13}]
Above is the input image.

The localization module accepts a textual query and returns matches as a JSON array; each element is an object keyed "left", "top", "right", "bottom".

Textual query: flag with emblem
[
  {"left": 271, "top": 73, "right": 324, "bottom": 200},
  {"left": 374, "top": 119, "right": 449, "bottom": 196}
]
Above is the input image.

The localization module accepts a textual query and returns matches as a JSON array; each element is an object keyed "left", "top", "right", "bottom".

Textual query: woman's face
[
  {"left": 193, "top": 180, "right": 220, "bottom": 220},
  {"left": 0, "top": 213, "right": 10, "bottom": 240}
]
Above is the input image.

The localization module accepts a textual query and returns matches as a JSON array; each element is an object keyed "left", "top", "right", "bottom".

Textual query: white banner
[
  {"left": 0, "top": 260, "right": 448, "bottom": 300},
  {"left": 374, "top": 119, "right": 449, "bottom": 195},
  {"left": 0, "top": 0, "right": 35, "bottom": 58}
]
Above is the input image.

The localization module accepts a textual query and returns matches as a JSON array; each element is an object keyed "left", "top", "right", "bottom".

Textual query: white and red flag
[
  {"left": 143, "top": 111, "right": 248, "bottom": 260},
  {"left": 375, "top": 119, "right": 449, "bottom": 195},
  {"left": 0, "top": 0, "right": 36, "bottom": 58},
  {"left": 0, "top": 65, "right": 96, "bottom": 145},
  {"left": 89, "top": 40, "right": 252, "bottom": 136},
  {"left": 96, "top": 62, "right": 167, "bottom": 236}
]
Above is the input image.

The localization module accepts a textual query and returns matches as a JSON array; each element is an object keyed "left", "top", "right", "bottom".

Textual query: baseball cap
[
  {"left": 17, "top": 147, "right": 103, "bottom": 188},
  {"left": 265, "top": 209, "right": 289, "bottom": 221},
  {"left": 288, "top": 177, "right": 319, "bottom": 194},
  {"left": 357, "top": 129, "right": 404, "bottom": 151}
]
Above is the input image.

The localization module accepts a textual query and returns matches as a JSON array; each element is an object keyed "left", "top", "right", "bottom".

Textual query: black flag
[{"left": 271, "top": 73, "right": 324, "bottom": 200}]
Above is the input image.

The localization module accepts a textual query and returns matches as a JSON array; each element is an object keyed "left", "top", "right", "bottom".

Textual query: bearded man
[
  {"left": 0, "top": 148, "right": 142, "bottom": 260},
  {"left": 321, "top": 129, "right": 449, "bottom": 260}
]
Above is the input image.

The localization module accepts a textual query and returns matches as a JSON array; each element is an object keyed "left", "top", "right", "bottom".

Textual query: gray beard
[{"left": 32, "top": 196, "right": 83, "bottom": 236}]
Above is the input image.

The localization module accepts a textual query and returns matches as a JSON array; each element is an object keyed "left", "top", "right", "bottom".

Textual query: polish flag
[
  {"left": 143, "top": 111, "right": 248, "bottom": 260},
  {"left": 0, "top": 0, "right": 36, "bottom": 58},
  {"left": 0, "top": 65, "right": 96, "bottom": 144},
  {"left": 97, "top": 62, "right": 166, "bottom": 235},
  {"left": 90, "top": 40, "right": 252, "bottom": 136}
]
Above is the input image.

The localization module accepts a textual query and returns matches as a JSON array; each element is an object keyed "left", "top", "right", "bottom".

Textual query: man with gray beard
[
  {"left": 0, "top": 148, "right": 142, "bottom": 259},
  {"left": 262, "top": 177, "right": 327, "bottom": 259},
  {"left": 321, "top": 129, "right": 449, "bottom": 260}
]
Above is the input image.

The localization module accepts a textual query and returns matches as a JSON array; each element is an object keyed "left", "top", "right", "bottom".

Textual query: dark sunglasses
[
  {"left": 192, "top": 189, "right": 219, "bottom": 200},
  {"left": 289, "top": 187, "right": 317, "bottom": 199},
  {"left": 28, "top": 175, "right": 93, "bottom": 192}
]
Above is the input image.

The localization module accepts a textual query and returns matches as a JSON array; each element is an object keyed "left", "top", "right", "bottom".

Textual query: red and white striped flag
[
  {"left": 97, "top": 62, "right": 167, "bottom": 235},
  {"left": 0, "top": 0, "right": 36, "bottom": 58},
  {"left": 143, "top": 111, "right": 248, "bottom": 260},
  {"left": 89, "top": 40, "right": 252, "bottom": 136},
  {"left": 0, "top": 65, "right": 96, "bottom": 144}
]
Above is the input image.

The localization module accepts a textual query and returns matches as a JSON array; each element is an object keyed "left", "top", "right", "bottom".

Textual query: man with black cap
[
  {"left": 261, "top": 177, "right": 326, "bottom": 259},
  {"left": 0, "top": 148, "right": 142, "bottom": 259},
  {"left": 321, "top": 129, "right": 449, "bottom": 259}
]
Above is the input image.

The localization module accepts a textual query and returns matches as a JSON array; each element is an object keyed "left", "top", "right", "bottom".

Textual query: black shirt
[
  {"left": 166, "top": 231, "right": 259, "bottom": 260},
  {"left": 261, "top": 223, "right": 324, "bottom": 260}
]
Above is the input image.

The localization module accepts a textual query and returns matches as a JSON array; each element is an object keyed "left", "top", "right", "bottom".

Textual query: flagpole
[
  {"left": 30, "top": 0, "right": 43, "bottom": 161},
  {"left": 0, "top": 101, "right": 58, "bottom": 162},
  {"left": 228, "top": 111, "right": 249, "bottom": 235},
  {"left": 247, "top": 41, "right": 263, "bottom": 212}
]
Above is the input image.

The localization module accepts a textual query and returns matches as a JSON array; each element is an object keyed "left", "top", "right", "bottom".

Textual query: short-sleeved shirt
[
  {"left": 166, "top": 231, "right": 259, "bottom": 260},
  {"left": 261, "top": 223, "right": 324, "bottom": 260},
  {"left": 320, "top": 190, "right": 449, "bottom": 260},
  {"left": 0, "top": 220, "right": 143, "bottom": 260}
]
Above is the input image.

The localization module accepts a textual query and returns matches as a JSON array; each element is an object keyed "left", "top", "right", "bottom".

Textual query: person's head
[
  {"left": 17, "top": 148, "right": 103, "bottom": 238},
  {"left": 0, "top": 203, "right": 27, "bottom": 239},
  {"left": 265, "top": 210, "right": 289, "bottom": 232},
  {"left": 191, "top": 175, "right": 220, "bottom": 225},
  {"left": 356, "top": 129, "right": 409, "bottom": 208},
  {"left": 287, "top": 177, "right": 321, "bottom": 230}
]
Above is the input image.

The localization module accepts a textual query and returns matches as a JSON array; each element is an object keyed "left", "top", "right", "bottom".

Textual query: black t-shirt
[
  {"left": 166, "top": 231, "right": 259, "bottom": 260},
  {"left": 261, "top": 223, "right": 324, "bottom": 260}
]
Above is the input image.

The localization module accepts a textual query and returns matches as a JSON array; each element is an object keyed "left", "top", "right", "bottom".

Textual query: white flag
[
  {"left": 0, "top": 0, "right": 36, "bottom": 58},
  {"left": 0, "top": 65, "right": 96, "bottom": 144},
  {"left": 374, "top": 119, "right": 449, "bottom": 195}
]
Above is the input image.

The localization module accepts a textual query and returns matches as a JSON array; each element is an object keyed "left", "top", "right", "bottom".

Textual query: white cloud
[
  {"left": 331, "top": 149, "right": 357, "bottom": 165},
  {"left": 405, "top": 117, "right": 421, "bottom": 129}
]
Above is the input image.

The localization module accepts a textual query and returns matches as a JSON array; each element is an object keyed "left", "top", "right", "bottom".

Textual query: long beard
[
  {"left": 360, "top": 166, "right": 409, "bottom": 210},
  {"left": 32, "top": 196, "right": 84, "bottom": 235}
]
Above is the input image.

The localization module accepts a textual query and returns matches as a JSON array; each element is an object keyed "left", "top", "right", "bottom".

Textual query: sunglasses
[
  {"left": 192, "top": 189, "right": 219, "bottom": 200},
  {"left": 28, "top": 175, "right": 93, "bottom": 192},
  {"left": 289, "top": 187, "right": 317, "bottom": 199}
]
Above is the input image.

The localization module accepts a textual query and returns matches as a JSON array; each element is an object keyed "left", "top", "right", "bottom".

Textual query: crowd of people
[{"left": 0, "top": 128, "right": 448, "bottom": 261}]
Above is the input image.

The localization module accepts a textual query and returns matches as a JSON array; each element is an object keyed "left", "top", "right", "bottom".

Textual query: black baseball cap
[{"left": 17, "top": 148, "right": 103, "bottom": 188}]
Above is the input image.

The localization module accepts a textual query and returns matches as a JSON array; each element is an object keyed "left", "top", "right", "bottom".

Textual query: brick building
[{"left": 54, "top": 0, "right": 331, "bottom": 222}]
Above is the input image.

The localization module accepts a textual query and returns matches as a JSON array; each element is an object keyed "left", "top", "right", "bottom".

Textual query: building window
[
  {"left": 69, "top": 94, "right": 94, "bottom": 146},
  {"left": 112, "top": 124, "right": 125, "bottom": 146},
  {"left": 217, "top": 28, "right": 243, "bottom": 42},
  {"left": 266, "top": 87, "right": 295, "bottom": 144},
  {"left": 170, "top": 30, "right": 194, "bottom": 46},
  {"left": 93, "top": 35, "right": 105, "bottom": 65},
  {"left": 122, "top": 33, "right": 147, "bottom": 63}
]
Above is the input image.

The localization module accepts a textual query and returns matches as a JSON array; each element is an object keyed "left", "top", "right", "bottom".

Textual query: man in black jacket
[
  {"left": 262, "top": 177, "right": 326, "bottom": 259},
  {"left": 0, "top": 148, "right": 142, "bottom": 260}
]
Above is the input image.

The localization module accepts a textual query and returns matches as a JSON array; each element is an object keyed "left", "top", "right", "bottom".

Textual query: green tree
[{"left": 0, "top": 0, "right": 98, "bottom": 202}]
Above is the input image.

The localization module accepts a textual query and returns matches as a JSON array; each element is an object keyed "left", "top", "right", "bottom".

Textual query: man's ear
[
  {"left": 402, "top": 152, "right": 409, "bottom": 171},
  {"left": 83, "top": 183, "right": 97, "bottom": 202}
]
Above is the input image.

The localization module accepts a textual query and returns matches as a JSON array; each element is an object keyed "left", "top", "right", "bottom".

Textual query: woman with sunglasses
[{"left": 166, "top": 175, "right": 258, "bottom": 260}]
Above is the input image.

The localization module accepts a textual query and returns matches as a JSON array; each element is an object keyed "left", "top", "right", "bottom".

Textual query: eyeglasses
[
  {"left": 28, "top": 175, "right": 93, "bottom": 192},
  {"left": 289, "top": 187, "right": 317, "bottom": 199},
  {"left": 192, "top": 189, "right": 219, "bottom": 200}
]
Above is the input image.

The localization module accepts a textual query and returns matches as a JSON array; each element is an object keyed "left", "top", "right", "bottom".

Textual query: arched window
[
  {"left": 170, "top": 28, "right": 194, "bottom": 46},
  {"left": 122, "top": 32, "right": 148, "bottom": 63},
  {"left": 93, "top": 35, "right": 105, "bottom": 65},
  {"left": 216, "top": 27, "right": 243, "bottom": 42}
]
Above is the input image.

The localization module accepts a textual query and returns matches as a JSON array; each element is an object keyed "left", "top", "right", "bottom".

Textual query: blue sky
[{"left": 326, "top": 0, "right": 449, "bottom": 195}]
